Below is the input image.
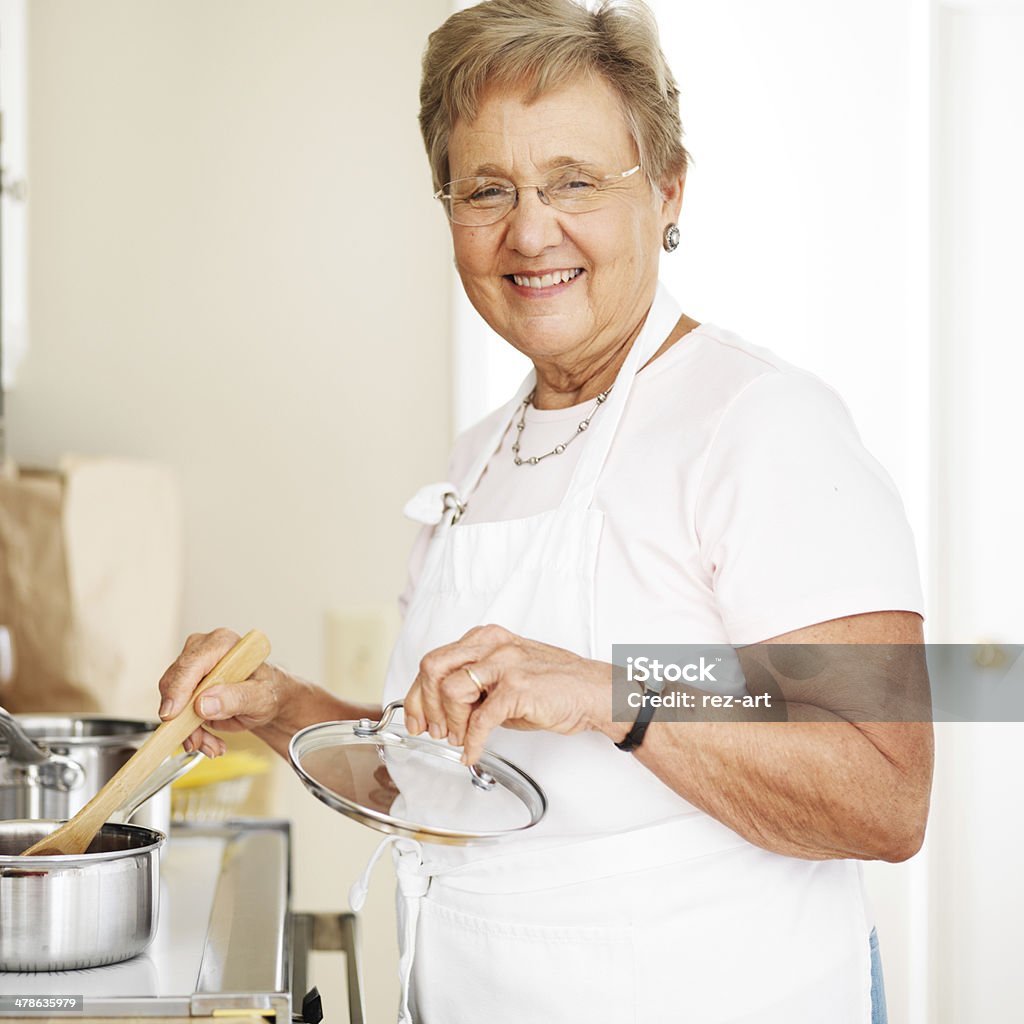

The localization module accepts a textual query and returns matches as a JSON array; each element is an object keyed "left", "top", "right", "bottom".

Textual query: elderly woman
[{"left": 158, "top": 1, "right": 932, "bottom": 1021}]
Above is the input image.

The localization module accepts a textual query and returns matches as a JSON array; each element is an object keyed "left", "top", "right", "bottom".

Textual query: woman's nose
[{"left": 504, "top": 187, "right": 564, "bottom": 257}]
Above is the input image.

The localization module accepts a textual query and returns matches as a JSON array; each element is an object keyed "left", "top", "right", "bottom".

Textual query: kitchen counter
[{"left": 0, "top": 820, "right": 292, "bottom": 1020}]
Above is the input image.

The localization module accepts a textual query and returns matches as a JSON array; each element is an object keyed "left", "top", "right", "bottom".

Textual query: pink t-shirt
[{"left": 401, "top": 323, "right": 923, "bottom": 648}]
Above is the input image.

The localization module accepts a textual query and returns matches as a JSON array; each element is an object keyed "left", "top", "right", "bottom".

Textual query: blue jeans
[{"left": 870, "top": 928, "right": 888, "bottom": 1024}]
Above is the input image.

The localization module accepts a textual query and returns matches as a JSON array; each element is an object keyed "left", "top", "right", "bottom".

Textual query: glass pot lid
[{"left": 288, "top": 701, "right": 547, "bottom": 846}]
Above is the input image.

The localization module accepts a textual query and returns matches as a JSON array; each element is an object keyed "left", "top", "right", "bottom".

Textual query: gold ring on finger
[{"left": 464, "top": 665, "right": 485, "bottom": 694}]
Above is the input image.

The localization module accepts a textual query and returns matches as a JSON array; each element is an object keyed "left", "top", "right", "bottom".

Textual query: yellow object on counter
[
  {"left": 171, "top": 749, "right": 271, "bottom": 822},
  {"left": 171, "top": 749, "right": 270, "bottom": 789}
]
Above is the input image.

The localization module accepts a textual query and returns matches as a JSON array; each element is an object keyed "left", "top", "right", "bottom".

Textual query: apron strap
[
  {"left": 562, "top": 283, "right": 682, "bottom": 510},
  {"left": 351, "top": 836, "right": 428, "bottom": 1024},
  {"left": 454, "top": 372, "right": 537, "bottom": 512}
]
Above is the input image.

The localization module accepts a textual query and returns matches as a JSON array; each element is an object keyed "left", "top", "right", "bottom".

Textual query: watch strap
[{"left": 614, "top": 687, "right": 658, "bottom": 752}]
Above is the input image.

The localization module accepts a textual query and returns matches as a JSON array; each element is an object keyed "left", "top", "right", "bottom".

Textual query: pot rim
[
  {"left": 8, "top": 713, "right": 158, "bottom": 747},
  {"left": 0, "top": 820, "right": 165, "bottom": 867}
]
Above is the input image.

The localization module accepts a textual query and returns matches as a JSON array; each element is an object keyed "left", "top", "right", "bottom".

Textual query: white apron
[{"left": 371, "top": 285, "right": 874, "bottom": 1023}]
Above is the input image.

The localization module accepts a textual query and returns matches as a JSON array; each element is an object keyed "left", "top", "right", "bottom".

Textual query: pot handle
[
  {"left": 0, "top": 706, "right": 87, "bottom": 792},
  {"left": 109, "top": 749, "right": 203, "bottom": 824},
  {"left": 0, "top": 705, "right": 50, "bottom": 765}
]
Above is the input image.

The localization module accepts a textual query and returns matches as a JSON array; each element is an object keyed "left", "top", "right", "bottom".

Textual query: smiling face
[{"left": 446, "top": 75, "right": 683, "bottom": 401}]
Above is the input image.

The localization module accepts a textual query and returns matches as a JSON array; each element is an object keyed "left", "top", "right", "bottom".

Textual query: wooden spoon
[{"left": 20, "top": 629, "right": 271, "bottom": 857}]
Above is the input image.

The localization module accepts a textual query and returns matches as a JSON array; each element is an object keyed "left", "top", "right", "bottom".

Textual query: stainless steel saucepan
[
  {"left": 0, "top": 745, "right": 194, "bottom": 970},
  {"left": 0, "top": 814, "right": 163, "bottom": 971},
  {"left": 0, "top": 710, "right": 200, "bottom": 834}
]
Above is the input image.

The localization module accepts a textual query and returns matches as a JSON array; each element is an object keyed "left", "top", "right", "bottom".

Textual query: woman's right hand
[{"left": 157, "top": 628, "right": 288, "bottom": 757}]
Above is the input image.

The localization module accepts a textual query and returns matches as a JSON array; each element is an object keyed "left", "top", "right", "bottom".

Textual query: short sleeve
[{"left": 695, "top": 371, "right": 924, "bottom": 645}]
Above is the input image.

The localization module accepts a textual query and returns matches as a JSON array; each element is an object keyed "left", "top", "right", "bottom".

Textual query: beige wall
[{"left": 11, "top": 0, "right": 452, "bottom": 1017}]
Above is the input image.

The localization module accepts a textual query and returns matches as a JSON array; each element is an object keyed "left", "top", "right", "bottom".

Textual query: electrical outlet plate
[{"left": 323, "top": 606, "right": 398, "bottom": 703}]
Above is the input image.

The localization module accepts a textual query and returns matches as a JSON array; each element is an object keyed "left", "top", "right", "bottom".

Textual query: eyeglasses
[{"left": 435, "top": 164, "right": 642, "bottom": 226}]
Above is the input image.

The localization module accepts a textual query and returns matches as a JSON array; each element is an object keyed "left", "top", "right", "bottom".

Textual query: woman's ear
[{"left": 660, "top": 172, "right": 686, "bottom": 221}]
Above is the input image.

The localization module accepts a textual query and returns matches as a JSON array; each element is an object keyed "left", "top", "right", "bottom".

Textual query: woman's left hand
[{"left": 403, "top": 624, "right": 616, "bottom": 764}]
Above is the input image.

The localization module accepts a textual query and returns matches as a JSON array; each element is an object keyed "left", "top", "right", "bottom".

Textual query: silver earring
[{"left": 663, "top": 223, "right": 680, "bottom": 253}]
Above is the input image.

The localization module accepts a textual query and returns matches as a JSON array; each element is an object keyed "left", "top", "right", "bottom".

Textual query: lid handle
[
  {"left": 353, "top": 700, "right": 497, "bottom": 791},
  {"left": 353, "top": 700, "right": 404, "bottom": 736}
]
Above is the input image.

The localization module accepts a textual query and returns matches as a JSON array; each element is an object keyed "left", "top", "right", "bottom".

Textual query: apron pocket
[{"left": 412, "top": 895, "right": 636, "bottom": 1024}]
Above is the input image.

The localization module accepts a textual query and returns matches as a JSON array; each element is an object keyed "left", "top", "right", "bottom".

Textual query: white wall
[
  {"left": 9, "top": 1, "right": 453, "bottom": 1017},
  {"left": 0, "top": 0, "right": 29, "bottom": 392},
  {"left": 927, "top": 7, "right": 1024, "bottom": 1023}
]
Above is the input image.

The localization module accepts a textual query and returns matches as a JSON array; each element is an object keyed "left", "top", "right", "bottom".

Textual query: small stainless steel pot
[
  {"left": 0, "top": 714, "right": 195, "bottom": 833},
  {"left": 0, "top": 819, "right": 164, "bottom": 971}
]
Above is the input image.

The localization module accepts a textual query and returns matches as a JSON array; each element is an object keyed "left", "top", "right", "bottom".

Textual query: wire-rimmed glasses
[{"left": 435, "top": 164, "right": 642, "bottom": 226}]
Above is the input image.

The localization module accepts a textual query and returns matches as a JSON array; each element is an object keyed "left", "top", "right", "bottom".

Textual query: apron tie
[
  {"left": 403, "top": 481, "right": 465, "bottom": 526},
  {"left": 351, "top": 836, "right": 429, "bottom": 1024}
]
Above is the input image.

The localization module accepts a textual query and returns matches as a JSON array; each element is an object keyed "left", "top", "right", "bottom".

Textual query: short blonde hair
[{"left": 419, "top": 0, "right": 690, "bottom": 193}]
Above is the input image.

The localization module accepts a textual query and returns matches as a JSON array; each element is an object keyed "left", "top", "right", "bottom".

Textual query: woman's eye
[
  {"left": 552, "top": 178, "right": 597, "bottom": 195},
  {"left": 470, "top": 184, "right": 510, "bottom": 203}
]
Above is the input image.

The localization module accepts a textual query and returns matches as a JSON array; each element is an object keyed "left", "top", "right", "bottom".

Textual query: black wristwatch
[{"left": 615, "top": 686, "right": 659, "bottom": 752}]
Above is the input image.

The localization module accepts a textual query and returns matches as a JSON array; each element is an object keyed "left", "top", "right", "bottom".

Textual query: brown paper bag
[{"left": 0, "top": 456, "right": 182, "bottom": 717}]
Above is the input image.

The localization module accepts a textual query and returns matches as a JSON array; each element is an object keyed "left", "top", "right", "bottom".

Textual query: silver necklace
[{"left": 511, "top": 386, "right": 614, "bottom": 466}]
